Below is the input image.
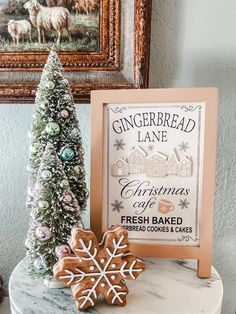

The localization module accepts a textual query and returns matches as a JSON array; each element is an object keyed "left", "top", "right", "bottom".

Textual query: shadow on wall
[
  {"left": 149, "top": 0, "right": 184, "bottom": 88},
  {"left": 190, "top": 56, "right": 236, "bottom": 314}
]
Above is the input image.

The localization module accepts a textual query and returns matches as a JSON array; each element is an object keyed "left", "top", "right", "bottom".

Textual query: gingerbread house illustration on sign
[
  {"left": 128, "top": 146, "right": 147, "bottom": 174},
  {"left": 111, "top": 146, "right": 192, "bottom": 178},
  {"left": 146, "top": 152, "right": 167, "bottom": 177},
  {"left": 178, "top": 156, "right": 192, "bottom": 176},
  {"left": 166, "top": 152, "right": 179, "bottom": 175},
  {"left": 111, "top": 158, "right": 129, "bottom": 177}
]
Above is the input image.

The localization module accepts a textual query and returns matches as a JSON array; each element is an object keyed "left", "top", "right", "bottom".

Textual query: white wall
[
  {"left": 150, "top": 1, "right": 236, "bottom": 313},
  {"left": 0, "top": 1, "right": 235, "bottom": 313}
]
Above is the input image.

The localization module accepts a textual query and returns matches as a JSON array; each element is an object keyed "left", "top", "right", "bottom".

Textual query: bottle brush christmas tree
[
  {"left": 26, "top": 142, "right": 83, "bottom": 278},
  {"left": 26, "top": 50, "right": 88, "bottom": 212}
]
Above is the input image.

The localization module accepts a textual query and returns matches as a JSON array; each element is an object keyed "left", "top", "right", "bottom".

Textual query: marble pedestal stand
[{"left": 9, "top": 258, "right": 223, "bottom": 314}]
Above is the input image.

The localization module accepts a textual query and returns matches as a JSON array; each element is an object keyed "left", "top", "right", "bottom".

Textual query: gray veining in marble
[{"left": 9, "top": 258, "right": 223, "bottom": 314}]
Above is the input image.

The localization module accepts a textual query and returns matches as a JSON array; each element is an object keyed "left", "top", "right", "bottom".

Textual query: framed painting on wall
[
  {"left": 90, "top": 88, "right": 218, "bottom": 278},
  {"left": 0, "top": 0, "right": 152, "bottom": 102}
]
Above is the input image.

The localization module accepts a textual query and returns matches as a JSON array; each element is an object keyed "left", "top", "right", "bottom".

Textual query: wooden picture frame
[
  {"left": 90, "top": 88, "right": 218, "bottom": 278},
  {"left": 0, "top": 0, "right": 152, "bottom": 103}
]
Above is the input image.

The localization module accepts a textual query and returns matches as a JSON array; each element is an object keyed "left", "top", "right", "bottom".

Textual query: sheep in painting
[
  {"left": 46, "top": 0, "right": 73, "bottom": 8},
  {"left": 24, "top": 0, "right": 72, "bottom": 45},
  {"left": 7, "top": 19, "right": 32, "bottom": 45},
  {"left": 74, "top": 0, "right": 99, "bottom": 15}
]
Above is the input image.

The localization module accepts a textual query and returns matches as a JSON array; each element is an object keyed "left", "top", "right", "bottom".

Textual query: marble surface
[{"left": 9, "top": 258, "right": 223, "bottom": 314}]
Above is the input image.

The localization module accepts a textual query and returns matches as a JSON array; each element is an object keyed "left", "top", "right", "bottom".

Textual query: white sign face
[{"left": 103, "top": 102, "right": 205, "bottom": 246}]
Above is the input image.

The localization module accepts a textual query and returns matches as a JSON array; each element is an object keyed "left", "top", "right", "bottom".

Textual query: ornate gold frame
[{"left": 0, "top": 0, "right": 152, "bottom": 102}]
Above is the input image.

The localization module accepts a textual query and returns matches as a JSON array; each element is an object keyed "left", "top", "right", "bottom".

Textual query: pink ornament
[
  {"left": 63, "top": 193, "right": 72, "bottom": 204},
  {"left": 36, "top": 226, "right": 52, "bottom": 241},
  {"left": 55, "top": 245, "right": 71, "bottom": 257},
  {"left": 60, "top": 109, "right": 70, "bottom": 119}
]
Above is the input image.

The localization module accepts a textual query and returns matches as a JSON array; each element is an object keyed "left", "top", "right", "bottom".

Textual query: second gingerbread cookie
[{"left": 53, "top": 225, "right": 145, "bottom": 311}]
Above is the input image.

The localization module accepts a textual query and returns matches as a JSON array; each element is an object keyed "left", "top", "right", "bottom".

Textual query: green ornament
[
  {"left": 74, "top": 165, "right": 82, "bottom": 176},
  {"left": 60, "top": 147, "right": 75, "bottom": 161},
  {"left": 38, "top": 200, "right": 49, "bottom": 210},
  {"left": 30, "top": 141, "right": 42, "bottom": 154},
  {"left": 45, "top": 122, "right": 60, "bottom": 137},
  {"left": 60, "top": 180, "right": 69, "bottom": 188}
]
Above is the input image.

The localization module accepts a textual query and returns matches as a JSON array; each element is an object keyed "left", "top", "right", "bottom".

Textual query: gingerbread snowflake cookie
[{"left": 53, "top": 226, "right": 145, "bottom": 311}]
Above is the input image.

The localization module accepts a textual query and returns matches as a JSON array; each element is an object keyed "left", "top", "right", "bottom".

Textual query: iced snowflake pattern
[
  {"left": 113, "top": 139, "right": 126, "bottom": 151},
  {"left": 54, "top": 227, "right": 145, "bottom": 311},
  {"left": 179, "top": 141, "right": 189, "bottom": 152},
  {"left": 111, "top": 200, "right": 124, "bottom": 213},
  {"left": 178, "top": 199, "right": 190, "bottom": 209}
]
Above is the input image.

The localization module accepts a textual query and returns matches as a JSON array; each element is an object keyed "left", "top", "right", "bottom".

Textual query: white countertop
[{"left": 9, "top": 258, "right": 223, "bottom": 314}]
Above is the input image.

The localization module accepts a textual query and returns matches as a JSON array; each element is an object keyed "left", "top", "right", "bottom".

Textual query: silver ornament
[
  {"left": 60, "top": 109, "right": 69, "bottom": 118},
  {"left": 60, "top": 180, "right": 69, "bottom": 188},
  {"left": 41, "top": 169, "right": 52, "bottom": 180},
  {"left": 55, "top": 245, "right": 71, "bottom": 257},
  {"left": 36, "top": 226, "right": 52, "bottom": 241},
  {"left": 34, "top": 258, "right": 45, "bottom": 273},
  {"left": 63, "top": 94, "right": 72, "bottom": 102},
  {"left": 70, "top": 128, "right": 80, "bottom": 139},
  {"left": 61, "top": 79, "right": 69, "bottom": 86},
  {"left": 63, "top": 193, "right": 72, "bottom": 204},
  {"left": 38, "top": 200, "right": 49, "bottom": 209},
  {"left": 45, "top": 81, "right": 55, "bottom": 89}
]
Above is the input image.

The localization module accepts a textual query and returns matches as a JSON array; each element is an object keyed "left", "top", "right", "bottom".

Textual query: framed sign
[
  {"left": 90, "top": 88, "right": 218, "bottom": 278},
  {"left": 0, "top": 0, "right": 152, "bottom": 103}
]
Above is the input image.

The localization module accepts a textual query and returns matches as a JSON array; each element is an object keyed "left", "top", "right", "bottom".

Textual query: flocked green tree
[
  {"left": 26, "top": 51, "right": 88, "bottom": 213},
  {"left": 26, "top": 143, "right": 83, "bottom": 278}
]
